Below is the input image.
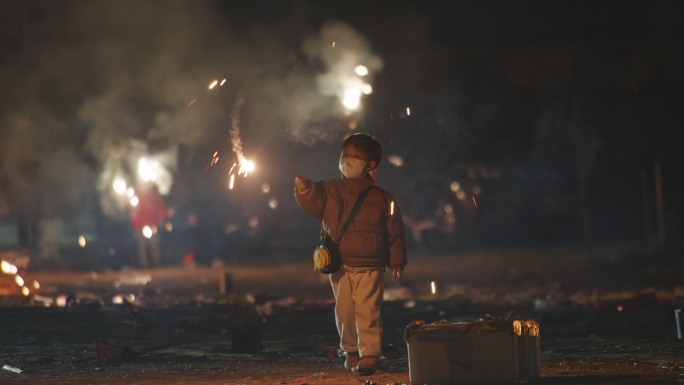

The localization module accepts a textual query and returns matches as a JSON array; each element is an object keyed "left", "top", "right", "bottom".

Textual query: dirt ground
[{"left": 1, "top": 245, "right": 683, "bottom": 384}]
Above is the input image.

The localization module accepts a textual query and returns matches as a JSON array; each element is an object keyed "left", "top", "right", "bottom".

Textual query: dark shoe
[
  {"left": 356, "top": 356, "right": 381, "bottom": 375},
  {"left": 344, "top": 351, "right": 359, "bottom": 371}
]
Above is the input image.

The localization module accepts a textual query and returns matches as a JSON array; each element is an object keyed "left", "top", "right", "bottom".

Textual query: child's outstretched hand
[
  {"left": 295, "top": 176, "right": 310, "bottom": 192},
  {"left": 392, "top": 268, "right": 403, "bottom": 282}
]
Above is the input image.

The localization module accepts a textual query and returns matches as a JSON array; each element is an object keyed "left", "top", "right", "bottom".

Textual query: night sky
[{"left": 0, "top": 0, "right": 683, "bottom": 261}]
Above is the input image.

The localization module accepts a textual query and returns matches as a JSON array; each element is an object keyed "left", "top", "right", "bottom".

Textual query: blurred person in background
[{"left": 131, "top": 183, "right": 166, "bottom": 268}]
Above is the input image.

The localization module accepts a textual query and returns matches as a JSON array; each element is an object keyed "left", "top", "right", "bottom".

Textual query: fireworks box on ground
[{"left": 404, "top": 314, "right": 540, "bottom": 384}]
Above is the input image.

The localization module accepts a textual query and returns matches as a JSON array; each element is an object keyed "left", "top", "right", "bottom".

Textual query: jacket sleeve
[
  {"left": 387, "top": 197, "right": 407, "bottom": 269},
  {"left": 294, "top": 180, "right": 328, "bottom": 221}
]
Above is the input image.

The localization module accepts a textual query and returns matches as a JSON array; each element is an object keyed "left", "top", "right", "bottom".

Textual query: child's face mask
[{"left": 339, "top": 156, "right": 367, "bottom": 179}]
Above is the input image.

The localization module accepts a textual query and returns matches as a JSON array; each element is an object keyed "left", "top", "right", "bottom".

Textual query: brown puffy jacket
[{"left": 295, "top": 175, "right": 407, "bottom": 269}]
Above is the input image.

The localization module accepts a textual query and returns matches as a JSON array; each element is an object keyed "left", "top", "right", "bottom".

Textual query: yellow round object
[{"left": 313, "top": 247, "right": 331, "bottom": 271}]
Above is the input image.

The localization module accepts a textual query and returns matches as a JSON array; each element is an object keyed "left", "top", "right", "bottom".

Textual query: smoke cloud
[{"left": 0, "top": 1, "right": 383, "bottom": 245}]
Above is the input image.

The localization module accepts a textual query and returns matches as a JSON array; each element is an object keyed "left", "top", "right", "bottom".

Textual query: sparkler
[
  {"left": 390, "top": 201, "right": 394, "bottom": 216},
  {"left": 205, "top": 151, "right": 220, "bottom": 172},
  {"left": 406, "top": 107, "right": 411, "bottom": 116},
  {"left": 220, "top": 79, "right": 226, "bottom": 86},
  {"left": 209, "top": 80, "right": 218, "bottom": 89},
  {"left": 187, "top": 99, "right": 197, "bottom": 107},
  {"left": 431, "top": 281, "right": 437, "bottom": 294},
  {"left": 226, "top": 98, "right": 258, "bottom": 189},
  {"left": 472, "top": 196, "right": 478, "bottom": 208}
]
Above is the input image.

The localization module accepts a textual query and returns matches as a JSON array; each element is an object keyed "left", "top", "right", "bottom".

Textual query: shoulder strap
[{"left": 338, "top": 186, "right": 373, "bottom": 239}]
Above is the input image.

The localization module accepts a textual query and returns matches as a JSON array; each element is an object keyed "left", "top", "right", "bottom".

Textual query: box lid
[{"left": 404, "top": 318, "right": 539, "bottom": 342}]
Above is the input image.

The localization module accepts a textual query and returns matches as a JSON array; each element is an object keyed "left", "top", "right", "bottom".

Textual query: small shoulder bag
[{"left": 313, "top": 186, "right": 373, "bottom": 274}]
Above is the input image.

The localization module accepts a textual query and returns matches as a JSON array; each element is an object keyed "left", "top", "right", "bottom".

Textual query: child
[{"left": 294, "top": 133, "right": 407, "bottom": 375}]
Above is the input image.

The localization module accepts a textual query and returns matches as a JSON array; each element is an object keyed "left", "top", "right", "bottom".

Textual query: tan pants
[{"left": 329, "top": 268, "right": 384, "bottom": 357}]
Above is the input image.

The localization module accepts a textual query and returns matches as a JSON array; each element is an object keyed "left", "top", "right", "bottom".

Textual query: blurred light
[
  {"left": 243, "top": 160, "right": 255, "bottom": 173},
  {"left": 354, "top": 65, "right": 369, "bottom": 76},
  {"left": 109, "top": 247, "right": 115, "bottom": 255},
  {"left": 261, "top": 183, "right": 270, "bottom": 193},
  {"left": 126, "top": 187, "right": 135, "bottom": 198},
  {"left": 113, "top": 179, "right": 127, "bottom": 195},
  {"left": 349, "top": 121, "right": 357, "bottom": 130},
  {"left": 456, "top": 190, "right": 466, "bottom": 200},
  {"left": 112, "top": 295, "right": 123, "bottom": 305},
  {"left": 165, "top": 222, "right": 173, "bottom": 232},
  {"left": 268, "top": 198, "right": 278, "bottom": 209},
  {"left": 361, "top": 84, "right": 373, "bottom": 95},
  {"left": 130, "top": 196, "right": 139, "bottom": 207},
  {"left": 142, "top": 226, "right": 153, "bottom": 239},
  {"left": 15, "top": 275, "right": 24, "bottom": 287},
  {"left": 152, "top": 225, "right": 158, "bottom": 234},
  {"left": 480, "top": 169, "right": 489, "bottom": 178},
  {"left": 248, "top": 217, "right": 259, "bottom": 229},
  {"left": 388, "top": 155, "right": 403, "bottom": 167},
  {"left": 431, "top": 281, "right": 437, "bottom": 294},
  {"left": 390, "top": 201, "right": 394, "bottom": 216},
  {"left": 1, "top": 260, "right": 14, "bottom": 274},
  {"left": 343, "top": 89, "right": 361, "bottom": 109},
  {"left": 209, "top": 80, "right": 218, "bottom": 89},
  {"left": 220, "top": 79, "right": 226, "bottom": 86},
  {"left": 406, "top": 107, "right": 411, "bottom": 116},
  {"left": 56, "top": 294, "right": 68, "bottom": 307},
  {"left": 138, "top": 158, "right": 159, "bottom": 182},
  {"left": 492, "top": 170, "right": 501, "bottom": 178},
  {"left": 450, "top": 181, "right": 461, "bottom": 192},
  {"left": 332, "top": 41, "right": 335, "bottom": 47},
  {"left": 127, "top": 294, "right": 136, "bottom": 302},
  {"left": 444, "top": 204, "right": 453, "bottom": 214},
  {"left": 467, "top": 169, "right": 478, "bottom": 179},
  {"left": 33, "top": 280, "right": 40, "bottom": 289},
  {"left": 78, "top": 235, "right": 86, "bottom": 248},
  {"left": 22, "top": 287, "right": 29, "bottom": 296},
  {"left": 229, "top": 174, "right": 235, "bottom": 189},
  {"left": 472, "top": 196, "right": 478, "bottom": 208},
  {"left": 473, "top": 185, "right": 482, "bottom": 195},
  {"left": 617, "top": 305, "right": 623, "bottom": 311}
]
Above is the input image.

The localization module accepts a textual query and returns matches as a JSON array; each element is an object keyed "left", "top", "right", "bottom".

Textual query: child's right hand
[{"left": 295, "top": 176, "right": 310, "bottom": 192}]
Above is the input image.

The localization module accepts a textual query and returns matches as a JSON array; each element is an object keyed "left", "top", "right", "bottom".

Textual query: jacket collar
[{"left": 340, "top": 174, "right": 375, "bottom": 194}]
